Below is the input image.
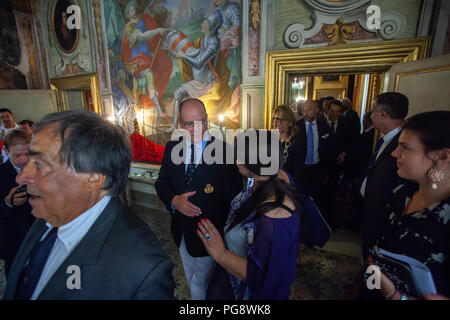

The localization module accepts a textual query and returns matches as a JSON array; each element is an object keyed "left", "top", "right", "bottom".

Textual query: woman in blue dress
[{"left": 197, "top": 130, "right": 302, "bottom": 300}]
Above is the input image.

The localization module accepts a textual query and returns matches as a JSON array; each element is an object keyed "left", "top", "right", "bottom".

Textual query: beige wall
[
  {"left": 0, "top": 90, "right": 57, "bottom": 123},
  {"left": 387, "top": 54, "right": 450, "bottom": 117}
]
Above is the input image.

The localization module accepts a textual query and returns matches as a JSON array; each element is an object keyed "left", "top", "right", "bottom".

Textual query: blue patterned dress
[{"left": 206, "top": 183, "right": 301, "bottom": 300}]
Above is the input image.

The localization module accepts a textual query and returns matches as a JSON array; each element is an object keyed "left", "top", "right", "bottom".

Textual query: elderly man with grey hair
[{"left": 4, "top": 110, "right": 175, "bottom": 300}]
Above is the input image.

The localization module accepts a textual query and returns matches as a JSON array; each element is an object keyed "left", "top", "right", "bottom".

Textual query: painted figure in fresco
[
  {"left": 168, "top": 11, "right": 222, "bottom": 132},
  {"left": 121, "top": 0, "right": 172, "bottom": 117},
  {"left": 213, "top": 0, "right": 241, "bottom": 125},
  {"left": 213, "top": 0, "right": 240, "bottom": 89}
]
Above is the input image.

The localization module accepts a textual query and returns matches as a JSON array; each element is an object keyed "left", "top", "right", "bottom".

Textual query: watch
[{"left": 400, "top": 293, "right": 408, "bottom": 300}]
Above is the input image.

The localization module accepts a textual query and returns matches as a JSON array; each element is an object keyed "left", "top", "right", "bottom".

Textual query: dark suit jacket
[
  {"left": 155, "top": 137, "right": 242, "bottom": 257},
  {"left": 342, "top": 108, "right": 361, "bottom": 141},
  {"left": 4, "top": 197, "right": 175, "bottom": 300},
  {"left": 0, "top": 160, "right": 35, "bottom": 263},
  {"left": 326, "top": 117, "right": 350, "bottom": 171},
  {"left": 283, "top": 134, "right": 306, "bottom": 193},
  {"left": 361, "top": 132, "right": 402, "bottom": 258},
  {"left": 296, "top": 118, "right": 330, "bottom": 162},
  {"left": 294, "top": 118, "right": 330, "bottom": 192},
  {"left": 342, "top": 109, "right": 362, "bottom": 179},
  {"left": 354, "top": 128, "right": 375, "bottom": 179}
]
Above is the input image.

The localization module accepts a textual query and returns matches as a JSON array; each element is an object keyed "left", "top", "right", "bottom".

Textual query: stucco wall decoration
[
  {"left": 284, "top": 0, "right": 406, "bottom": 48},
  {"left": 43, "top": 0, "right": 94, "bottom": 77}
]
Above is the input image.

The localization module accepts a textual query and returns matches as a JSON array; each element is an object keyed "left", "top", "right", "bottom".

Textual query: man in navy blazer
[
  {"left": 4, "top": 111, "right": 175, "bottom": 300},
  {"left": 0, "top": 130, "right": 35, "bottom": 278},
  {"left": 155, "top": 98, "right": 242, "bottom": 299}
]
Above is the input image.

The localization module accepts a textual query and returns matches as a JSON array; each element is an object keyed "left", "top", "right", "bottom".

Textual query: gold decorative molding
[
  {"left": 50, "top": 73, "right": 102, "bottom": 115},
  {"left": 264, "top": 37, "right": 430, "bottom": 128},
  {"left": 324, "top": 18, "right": 356, "bottom": 46}
]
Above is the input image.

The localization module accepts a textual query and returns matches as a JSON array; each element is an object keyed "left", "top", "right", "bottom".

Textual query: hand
[
  {"left": 172, "top": 191, "right": 202, "bottom": 217},
  {"left": 173, "top": 50, "right": 186, "bottom": 59},
  {"left": 378, "top": 269, "right": 400, "bottom": 300},
  {"left": 197, "top": 218, "right": 226, "bottom": 261},
  {"left": 337, "top": 152, "right": 346, "bottom": 165},
  {"left": 5, "top": 186, "right": 27, "bottom": 207}
]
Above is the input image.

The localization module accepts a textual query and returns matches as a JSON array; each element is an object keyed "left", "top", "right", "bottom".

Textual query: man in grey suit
[{"left": 4, "top": 111, "right": 175, "bottom": 300}]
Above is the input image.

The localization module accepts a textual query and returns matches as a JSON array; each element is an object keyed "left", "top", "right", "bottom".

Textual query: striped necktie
[
  {"left": 185, "top": 143, "right": 196, "bottom": 191},
  {"left": 15, "top": 227, "right": 59, "bottom": 300}
]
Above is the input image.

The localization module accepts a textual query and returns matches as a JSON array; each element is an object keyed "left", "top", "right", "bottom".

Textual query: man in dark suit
[
  {"left": 323, "top": 100, "right": 350, "bottom": 227},
  {"left": 155, "top": 98, "right": 242, "bottom": 300},
  {"left": 348, "top": 111, "right": 376, "bottom": 231},
  {"left": 4, "top": 111, "right": 174, "bottom": 300},
  {"left": 340, "top": 98, "right": 361, "bottom": 181},
  {"left": 360, "top": 92, "right": 408, "bottom": 260},
  {"left": 0, "top": 130, "right": 35, "bottom": 279},
  {"left": 295, "top": 100, "right": 330, "bottom": 204}
]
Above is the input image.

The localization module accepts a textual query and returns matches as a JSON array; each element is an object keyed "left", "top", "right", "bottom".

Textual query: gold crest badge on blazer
[{"left": 204, "top": 184, "right": 214, "bottom": 193}]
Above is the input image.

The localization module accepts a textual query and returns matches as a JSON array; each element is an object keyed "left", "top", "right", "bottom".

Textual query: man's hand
[
  {"left": 171, "top": 191, "right": 202, "bottom": 217},
  {"left": 5, "top": 186, "right": 27, "bottom": 207}
]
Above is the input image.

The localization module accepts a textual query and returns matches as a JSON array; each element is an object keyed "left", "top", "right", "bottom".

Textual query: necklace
[{"left": 282, "top": 135, "right": 293, "bottom": 165}]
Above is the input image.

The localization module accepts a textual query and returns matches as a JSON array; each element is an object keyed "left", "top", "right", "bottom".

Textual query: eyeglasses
[
  {"left": 180, "top": 118, "right": 208, "bottom": 128},
  {"left": 272, "top": 117, "right": 289, "bottom": 123}
]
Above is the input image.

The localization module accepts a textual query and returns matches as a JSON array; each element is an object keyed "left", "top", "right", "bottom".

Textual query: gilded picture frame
[
  {"left": 264, "top": 37, "right": 430, "bottom": 128},
  {"left": 51, "top": 0, "right": 80, "bottom": 55}
]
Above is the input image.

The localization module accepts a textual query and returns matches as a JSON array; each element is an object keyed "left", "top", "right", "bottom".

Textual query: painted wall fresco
[
  {"left": 103, "top": 0, "right": 241, "bottom": 148},
  {"left": 0, "top": 0, "right": 43, "bottom": 89}
]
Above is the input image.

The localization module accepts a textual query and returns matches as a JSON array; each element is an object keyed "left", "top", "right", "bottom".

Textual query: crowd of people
[{"left": 0, "top": 93, "right": 448, "bottom": 300}]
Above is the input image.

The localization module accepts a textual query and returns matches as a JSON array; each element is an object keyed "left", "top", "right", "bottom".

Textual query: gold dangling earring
[{"left": 427, "top": 167, "right": 444, "bottom": 190}]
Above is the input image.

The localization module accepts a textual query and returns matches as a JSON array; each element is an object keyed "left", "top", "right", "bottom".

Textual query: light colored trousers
[{"left": 179, "top": 235, "right": 216, "bottom": 300}]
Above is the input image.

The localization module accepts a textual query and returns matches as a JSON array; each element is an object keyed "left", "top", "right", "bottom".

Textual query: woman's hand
[
  {"left": 377, "top": 268, "right": 401, "bottom": 300},
  {"left": 197, "top": 218, "right": 226, "bottom": 262}
]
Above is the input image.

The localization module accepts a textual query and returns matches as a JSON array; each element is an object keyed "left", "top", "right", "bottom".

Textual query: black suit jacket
[
  {"left": 4, "top": 197, "right": 175, "bottom": 300},
  {"left": 326, "top": 117, "right": 350, "bottom": 169},
  {"left": 0, "top": 160, "right": 35, "bottom": 262},
  {"left": 362, "top": 132, "right": 402, "bottom": 258},
  {"left": 155, "top": 137, "right": 242, "bottom": 257},
  {"left": 354, "top": 128, "right": 375, "bottom": 178},
  {"left": 343, "top": 109, "right": 361, "bottom": 141}
]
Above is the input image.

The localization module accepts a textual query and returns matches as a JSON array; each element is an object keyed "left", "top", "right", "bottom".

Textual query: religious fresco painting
[
  {"left": 103, "top": 0, "right": 241, "bottom": 163},
  {"left": 0, "top": 0, "right": 37, "bottom": 89}
]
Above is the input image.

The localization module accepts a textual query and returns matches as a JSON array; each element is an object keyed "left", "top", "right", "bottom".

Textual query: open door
[{"left": 387, "top": 54, "right": 450, "bottom": 116}]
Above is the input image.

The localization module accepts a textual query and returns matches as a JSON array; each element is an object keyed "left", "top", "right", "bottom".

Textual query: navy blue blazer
[
  {"left": 155, "top": 137, "right": 242, "bottom": 257},
  {"left": 0, "top": 160, "right": 35, "bottom": 264}
]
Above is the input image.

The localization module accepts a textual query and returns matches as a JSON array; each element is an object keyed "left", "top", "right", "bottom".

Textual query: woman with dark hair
[
  {"left": 197, "top": 130, "right": 302, "bottom": 300},
  {"left": 365, "top": 110, "right": 450, "bottom": 300}
]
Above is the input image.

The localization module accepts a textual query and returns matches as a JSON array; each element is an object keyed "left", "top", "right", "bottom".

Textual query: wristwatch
[{"left": 400, "top": 293, "right": 408, "bottom": 300}]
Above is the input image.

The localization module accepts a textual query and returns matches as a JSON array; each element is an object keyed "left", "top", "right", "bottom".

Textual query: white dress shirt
[
  {"left": 30, "top": 195, "right": 111, "bottom": 299},
  {"left": 360, "top": 126, "right": 403, "bottom": 197}
]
